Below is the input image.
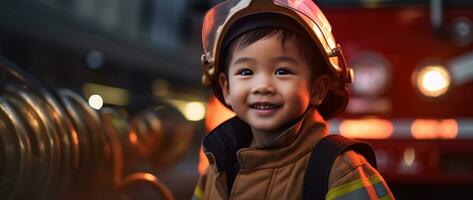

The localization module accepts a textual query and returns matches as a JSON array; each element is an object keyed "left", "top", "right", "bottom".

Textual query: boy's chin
[
  {"left": 248, "top": 117, "right": 302, "bottom": 134},
  {"left": 250, "top": 123, "right": 285, "bottom": 134}
]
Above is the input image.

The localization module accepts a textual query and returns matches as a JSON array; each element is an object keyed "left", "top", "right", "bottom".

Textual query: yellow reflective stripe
[
  {"left": 326, "top": 175, "right": 381, "bottom": 200},
  {"left": 379, "top": 194, "right": 393, "bottom": 200},
  {"left": 193, "top": 186, "right": 204, "bottom": 200}
]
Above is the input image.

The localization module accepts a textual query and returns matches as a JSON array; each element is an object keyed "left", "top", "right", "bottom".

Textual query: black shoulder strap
[{"left": 303, "top": 135, "right": 377, "bottom": 200}]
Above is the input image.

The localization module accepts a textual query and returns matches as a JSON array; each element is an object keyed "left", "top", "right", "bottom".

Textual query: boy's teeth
[{"left": 252, "top": 104, "right": 279, "bottom": 110}]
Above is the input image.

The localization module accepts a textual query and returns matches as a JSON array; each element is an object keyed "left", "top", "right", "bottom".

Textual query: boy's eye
[
  {"left": 275, "top": 68, "right": 293, "bottom": 75},
  {"left": 236, "top": 69, "right": 253, "bottom": 76}
]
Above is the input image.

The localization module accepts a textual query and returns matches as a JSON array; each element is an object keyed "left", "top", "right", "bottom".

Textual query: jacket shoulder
[
  {"left": 326, "top": 150, "right": 395, "bottom": 200},
  {"left": 328, "top": 150, "right": 369, "bottom": 186}
]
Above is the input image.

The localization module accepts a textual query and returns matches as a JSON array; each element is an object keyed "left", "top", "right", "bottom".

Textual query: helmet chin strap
[{"left": 271, "top": 105, "right": 313, "bottom": 132}]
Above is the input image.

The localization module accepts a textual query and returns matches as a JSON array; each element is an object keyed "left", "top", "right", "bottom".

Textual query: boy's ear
[
  {"left": 310, "top": 74, "right": 330, "bottom": 106},
  {"left": 218, "top": 73, "right": 231, "bottom": 106}
]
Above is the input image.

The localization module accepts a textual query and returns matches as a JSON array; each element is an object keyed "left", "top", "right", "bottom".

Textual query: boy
[{"left": 194, "top": 0, "right": 394, "bottom": 199}]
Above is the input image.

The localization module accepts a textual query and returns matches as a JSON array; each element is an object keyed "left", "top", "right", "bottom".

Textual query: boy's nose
[{"left": 251, "top": 77, "right": 275, "bottom": 95}]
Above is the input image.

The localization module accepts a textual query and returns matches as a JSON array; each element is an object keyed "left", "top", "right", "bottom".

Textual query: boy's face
[{"left": 219, "top": 34, "right": 325, "bottom": 133}]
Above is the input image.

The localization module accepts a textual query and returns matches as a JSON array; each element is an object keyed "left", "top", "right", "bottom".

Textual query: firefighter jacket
[{"left": 192, "top": 108, "right": 394, "bottom": 200}]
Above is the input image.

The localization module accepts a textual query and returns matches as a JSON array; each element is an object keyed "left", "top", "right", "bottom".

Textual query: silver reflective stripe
[
  {"left": 373, "top": 181, "right": 389, "bottom": 198},
  {"left": 334, "top": 187, "right": 370, "bottom": 200},
  {"left": 334, "top": 182, "right": 388, "bottom": 200}
]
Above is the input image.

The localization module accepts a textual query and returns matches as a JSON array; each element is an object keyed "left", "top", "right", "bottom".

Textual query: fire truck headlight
[{"left": 414, "top": 65, "right": 451, "bottom": 97}]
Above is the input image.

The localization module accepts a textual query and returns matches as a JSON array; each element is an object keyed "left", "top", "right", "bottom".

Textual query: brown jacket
[{"left": 193, "top": 109, "right": 394, "bottom": 200}]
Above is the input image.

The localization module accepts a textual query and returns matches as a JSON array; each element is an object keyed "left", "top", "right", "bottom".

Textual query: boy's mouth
[{"left": 249, "top": 102, "right": 282, "bottom": 110}]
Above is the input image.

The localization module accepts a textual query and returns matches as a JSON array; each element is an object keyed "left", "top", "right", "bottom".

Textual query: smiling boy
[
  {"left": 220, "top": 28, "right": 328, "bottom": 148},
  {"left": 194, "top": 0, "right": 394, "bottom": 199}
]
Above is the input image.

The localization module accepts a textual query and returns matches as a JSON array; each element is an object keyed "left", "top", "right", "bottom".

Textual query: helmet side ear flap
[
  {"left": 201, "top": 71, "right": 212, "bottom": 87},
  {"left": 201, "top": 53, "right": 214, "bottom": 86},
  {"left": 336, "top": 45, "right": 353, "bottom": 84},
  {"left": 328, "top": 44, "right": 352, "bottom": 85}
]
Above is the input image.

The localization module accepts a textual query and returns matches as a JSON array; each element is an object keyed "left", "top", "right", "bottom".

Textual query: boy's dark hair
[{"left": 222, "top": 27, "right": 329, "bottom": 81}]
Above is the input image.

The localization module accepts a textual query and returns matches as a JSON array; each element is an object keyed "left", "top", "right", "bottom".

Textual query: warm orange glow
[
  {"left": 198, "top": 147, "right": 209, "bottom": 175},
  {"left": 439, "top": 119, "right": 458, "bottom": 139},
  {"left": 339, "top": 118, "right": 393, "bottom": 139},
  {"left": 411, "top": 119, "right": 437, "bottom": 139},
  {"left": 70, "top": 126, "right": 80, "bottom": 170},
  {"left": 411, "top": 119, "right": 458, "bottom": 139},
  {"left": 129, "top": 130, "right": 138, "bottom": 145},
  {"left": 414, "top": 65, "right": 451, "bottom": 97},
  {"left": 205, "top": 96, "right": 235, "bottom": 131},
  {"left": 70, "top": 127, "right": 79, "bottom": 147}
]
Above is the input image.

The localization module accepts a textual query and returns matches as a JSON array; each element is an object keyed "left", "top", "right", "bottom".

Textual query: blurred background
[{"left": 1, "top": 0, "right": 473, "bottom": 199}]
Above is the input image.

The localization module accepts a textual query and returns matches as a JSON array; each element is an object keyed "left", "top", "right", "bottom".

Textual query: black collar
[{"left": 203, "top": 116, "right": 252, "bottom": 171}]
